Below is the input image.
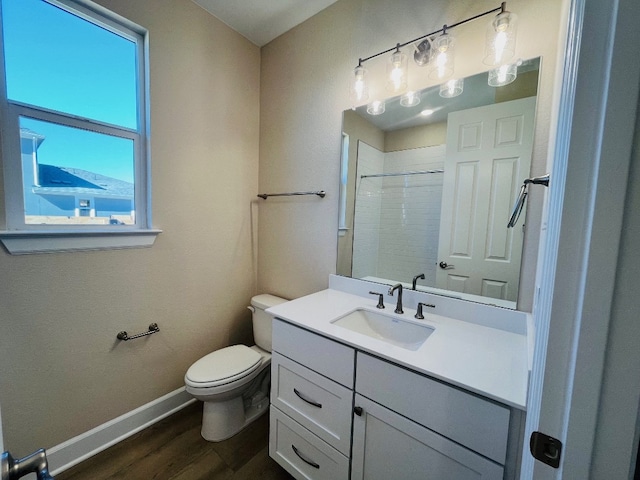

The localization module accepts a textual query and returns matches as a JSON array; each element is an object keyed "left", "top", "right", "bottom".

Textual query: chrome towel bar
[
  {"left": 360, "top": 169, "right": 444, "bottom": 179},
  {"left": 117, "top": 323, "right": 159, "bottom": 341},
  {"left": 257, "top": 190, "right": 325, "bottom": 199}
]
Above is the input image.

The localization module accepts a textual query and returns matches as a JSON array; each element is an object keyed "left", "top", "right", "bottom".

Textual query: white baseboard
[{"left": 47, "top": 387, "right": 196, "bottom": 476}]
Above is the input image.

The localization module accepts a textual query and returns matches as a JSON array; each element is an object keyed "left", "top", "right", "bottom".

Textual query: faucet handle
[
  {"left": 415, "top": 302, "right": 436, "bottom": 319},
  {"left": 369, "top": 291, "right": 385, "bottom": 309}
]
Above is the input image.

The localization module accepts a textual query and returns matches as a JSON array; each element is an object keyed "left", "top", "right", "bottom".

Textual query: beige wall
[
  {"left": 384, "top": 122, "right": 448, "bottom": 152},
  {"left": 259, "top": 0, "right": 567, "bottom": 311},
  {"left": 0, "top": 0, "right": 260, "bottom": 454}
]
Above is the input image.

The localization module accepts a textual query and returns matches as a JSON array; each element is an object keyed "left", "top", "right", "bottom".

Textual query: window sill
[{"left": 0, "top": 229, "right": 162, "bottom": 255}]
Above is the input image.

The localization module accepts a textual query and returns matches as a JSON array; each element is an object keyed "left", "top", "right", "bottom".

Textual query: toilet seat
[{"left": 185, "top": 345, "right": 262, "bottom": 388}]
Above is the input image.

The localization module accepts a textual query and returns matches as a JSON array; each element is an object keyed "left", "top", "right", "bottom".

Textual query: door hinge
[{"left": 530, "top": 431, "right": 562, "bottom": 468}]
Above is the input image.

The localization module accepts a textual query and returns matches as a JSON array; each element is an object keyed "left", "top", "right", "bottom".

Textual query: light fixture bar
[{"left": 355, "top": 2, "right": 506, "bottom": 67}]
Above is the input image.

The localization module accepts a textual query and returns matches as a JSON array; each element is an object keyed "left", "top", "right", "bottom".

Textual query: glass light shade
[
  {"left": 439, "top": 78, "right": 464, "bottom": 98},
  {"left": 349, "top": 65, "right": 369, "bottom": 104},
  {"left": 400, "top": 91, "right": 421, "bottom": 107},
  {"left": 483, "top": 11, "right": 518, "bottom": 66},
  {"left": 488, "top": 63, "right": 518, "bottom": 86},
  {"left": 367, "top": 100, "right": 386, "bottom": 115},
  {"left": 428, "top": 33, "right": 455, "bottom": 80},
  {"left": 386, "top": 50, "right": 408, "bottom": 93}
]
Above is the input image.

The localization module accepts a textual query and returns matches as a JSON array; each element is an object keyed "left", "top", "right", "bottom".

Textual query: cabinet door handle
[
  {"left": 291, "top": 444, "right": 320, "bottom": 469},
  {"left": 293, "top": 388, "right": 322, "bottom": 408}
]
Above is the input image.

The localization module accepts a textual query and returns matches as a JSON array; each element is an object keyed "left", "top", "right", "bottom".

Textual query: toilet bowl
[{"left": 184, "top": 294, "right": 287, "bottom": 442}]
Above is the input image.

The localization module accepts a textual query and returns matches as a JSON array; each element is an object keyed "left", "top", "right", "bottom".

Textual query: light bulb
[
  {"left": 488, "top": 63, "right": 518, "bottom": 87},
  {"left": 367, "top": 100, "right": 386, "bottom": 116},
  {"left": 428, "top": 33, "right": 455, "bottom": 80},
  {"left": 400, "top": 91, "right": 421, "bottom": 107},
  {"left": 349, "top": 65, "right": 369, "bottom": 104},
  {"left": 386, "top": 50, "right": 408, "bottom": 93},
  {"left": 484, "top": 11, "right": 517, "bottom": 66},
  {"left": 439, "top": 78, "right": 463, "bottom": 98}
]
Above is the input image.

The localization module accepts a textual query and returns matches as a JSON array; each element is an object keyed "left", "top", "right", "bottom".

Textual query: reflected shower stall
[{"left": 352, "top": 142, "right": 445, "bottom": 287}]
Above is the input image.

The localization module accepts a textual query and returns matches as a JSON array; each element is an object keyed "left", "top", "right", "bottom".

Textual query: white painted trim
[
  {"left": 0, "top": 229, "right": 161, "bottom": 254},
  {"left": 519, "top": 0, "right": 580, "bottom": 476},
  {"left": 522, "top": 0, "right": 640, "bottom": 477},
  {"left": 47, "top": 387, "right": 196, "bottom": 476}
]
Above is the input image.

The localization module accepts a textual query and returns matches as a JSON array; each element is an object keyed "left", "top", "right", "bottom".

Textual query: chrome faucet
[
  {"left": 388, "top": 283, "right": 403, "bottom": 314},
  {"left": 412, "top": 273, "right": 425, "bottom": 290}
]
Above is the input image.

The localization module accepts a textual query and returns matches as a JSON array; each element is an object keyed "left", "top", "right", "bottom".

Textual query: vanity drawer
[
  {"left": 272, "top": 319, "right": 355, "bottom": 388},
  {"left": 271, "top": 352, "right": 353, "bottom": 455},
  {"left": 270, "top": 406, "right": 349, "bottom": 480},
  {"left": 355, "top": 352, "right": 511, "bottom": 465}
]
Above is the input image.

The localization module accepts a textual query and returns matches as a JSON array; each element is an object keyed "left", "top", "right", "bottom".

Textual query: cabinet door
[
  {"left": 356, "top": 352, "right": 510, "bottom": 464},
  {"left": 351, "top": 395, "right": 504, "bottom": 480}
]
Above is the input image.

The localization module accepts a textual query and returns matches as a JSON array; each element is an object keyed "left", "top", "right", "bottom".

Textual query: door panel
[{"left": 437, "top": 97, "right": 536, "bottom": 301}]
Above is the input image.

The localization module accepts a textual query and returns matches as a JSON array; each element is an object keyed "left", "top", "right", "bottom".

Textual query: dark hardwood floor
[{"left": 56, "top": 402, "right": 293, "bottom": 480}]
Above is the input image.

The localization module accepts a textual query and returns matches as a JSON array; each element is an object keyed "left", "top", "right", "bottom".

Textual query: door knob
[{"left": 439, "top": 261, "right": 454, "bottom": 270}]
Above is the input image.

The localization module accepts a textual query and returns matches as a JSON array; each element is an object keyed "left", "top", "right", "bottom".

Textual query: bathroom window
[{"left": 0, "top": 0, "right": 159, "bottom": 253}]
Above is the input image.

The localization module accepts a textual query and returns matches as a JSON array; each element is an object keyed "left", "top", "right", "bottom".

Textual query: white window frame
[{"left": 0, "top": 0, "right": 160, "bottom": 254}]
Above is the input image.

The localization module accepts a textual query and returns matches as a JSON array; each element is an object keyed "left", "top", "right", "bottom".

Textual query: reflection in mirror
[{"left": 337, "top": 58, "right": 540, "bottom": 309}]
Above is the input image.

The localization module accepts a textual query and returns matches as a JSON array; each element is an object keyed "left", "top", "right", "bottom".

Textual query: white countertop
[{"left": 268, "top": 288, "right": 529, "bottom": 410}]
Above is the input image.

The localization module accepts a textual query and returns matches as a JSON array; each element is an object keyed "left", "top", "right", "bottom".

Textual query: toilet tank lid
[{"left": 251, "top": 294, "right": 288, "bottom": 310}]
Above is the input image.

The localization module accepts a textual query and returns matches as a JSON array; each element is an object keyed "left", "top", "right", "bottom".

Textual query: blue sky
[{"left": 2, "top": 0, "right": 138, "bottom": 183}]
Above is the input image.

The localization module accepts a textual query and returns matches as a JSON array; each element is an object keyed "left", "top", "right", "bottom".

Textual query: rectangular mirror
[{"left": 337, "top": 58, "right": 541, "bottom": 309}]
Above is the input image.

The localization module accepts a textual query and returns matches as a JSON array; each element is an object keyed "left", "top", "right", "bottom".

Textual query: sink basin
[{"left": 331, "top": 308, "right": 434, "bottom": 351}]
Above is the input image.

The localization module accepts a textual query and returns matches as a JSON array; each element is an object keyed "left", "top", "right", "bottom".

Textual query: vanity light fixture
[
  {"left": 349, "top": 63, "right": 369, "bottom": 104},
  {"left": 428, "top": 30, "right": 455, "bottom": 81},
  {"left": 367, "top": 100, "right": 386, "bottom": 115},
  {"left": 484, "top": 4, "right": 518, "bottom": 66},
  {"left": 439, "top": 78, "right": 464, "bottom": 98},
  {"left": 400, "top": 91, "right": 421, "bottom": 107},
  {"left": 386, "top": 45, "right": 408, "bottom": 94},
  {"left": 350, "top": 2, "right": 517, "bottom": 113},
  {"left": 488, "top": 62, "right": 518, "bottom": 87}
]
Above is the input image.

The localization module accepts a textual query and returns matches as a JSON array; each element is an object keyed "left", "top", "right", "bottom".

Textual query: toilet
[{"left": 184, "top": 294, "right": 287, "bottom": 441}]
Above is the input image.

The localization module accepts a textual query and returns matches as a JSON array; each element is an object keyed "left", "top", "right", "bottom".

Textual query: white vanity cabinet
[
  {"left": 269, "top": 319, "right": 523, "bottom": 480},
  {"left": 269, "top": 319, "right": 355, "bottom": 480},
  {"left": 351, "top": 353, "right": 510, "bottom": 480}
]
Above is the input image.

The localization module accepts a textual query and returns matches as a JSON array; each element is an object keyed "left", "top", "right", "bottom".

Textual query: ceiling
[{"left": 191, "top": 0, "right": 340, "bottom": 47}]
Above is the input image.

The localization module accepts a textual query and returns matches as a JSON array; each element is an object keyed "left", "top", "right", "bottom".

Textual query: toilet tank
[{"left": 250, "top": 294, "right": 287, "bottom": 352}]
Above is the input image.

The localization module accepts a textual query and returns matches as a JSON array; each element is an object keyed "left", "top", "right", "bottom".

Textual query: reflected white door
[{"left": 436, "top": 97, "right": 536, "bottom": 301}]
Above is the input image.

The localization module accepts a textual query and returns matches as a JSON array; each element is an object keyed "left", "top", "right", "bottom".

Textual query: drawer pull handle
[
  {"left": 292, "top": 444, "right": 320, "bottom": 469},
  {"left": 294, "top": 388, "right": 322, "bottom": 408}
]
